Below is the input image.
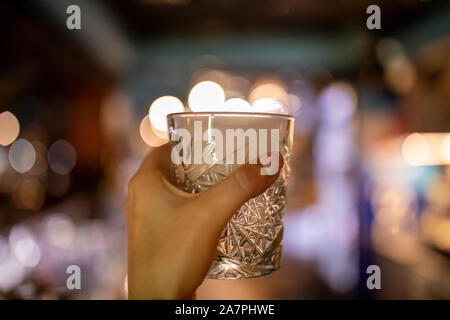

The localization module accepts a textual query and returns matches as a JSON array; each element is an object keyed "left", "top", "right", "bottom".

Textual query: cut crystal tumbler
[{"left": 167, "top": 112, "right": 294, "bottom": 279}]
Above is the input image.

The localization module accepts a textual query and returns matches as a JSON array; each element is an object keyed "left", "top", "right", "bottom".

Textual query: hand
[{"left": 125, "top": 144, "right": 282, "bottom": 299}]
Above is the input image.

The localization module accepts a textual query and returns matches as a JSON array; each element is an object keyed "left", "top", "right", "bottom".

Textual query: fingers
[
  {"left": 129, "top": 143, "right": 196, "bottom": 205},
  {"left": 128, "top": 142, "right": 186, "bottom": 200},
  {"left": 131, "top": 145, "right": 284, "bottom": 233},
  {"left": 131, "top": 143, "right": 172, "bottom": 191},
  {"left": 140, "top": 143, "right": 171, "bottom": 173},
  {"left": 189, "top": 154, "right": 284, "bottom": 233}
]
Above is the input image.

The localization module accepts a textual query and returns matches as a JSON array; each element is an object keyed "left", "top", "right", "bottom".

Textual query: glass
[{"left": 167, "top": 112, "right": 294, "bottom": 279}]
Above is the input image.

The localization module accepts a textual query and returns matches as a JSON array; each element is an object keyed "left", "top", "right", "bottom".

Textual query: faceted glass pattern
[{"left": 168, "top": 112, "right": 293, "bottom": 279}]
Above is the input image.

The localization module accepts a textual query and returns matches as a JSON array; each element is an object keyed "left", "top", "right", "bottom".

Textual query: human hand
[{"left": 125, "top": 144, "right": 282, "bottom": 299}]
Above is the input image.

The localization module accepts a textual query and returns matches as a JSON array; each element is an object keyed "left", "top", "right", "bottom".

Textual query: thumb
[{"left": 190, "top": 154, "right": 284, "bottom": 234}]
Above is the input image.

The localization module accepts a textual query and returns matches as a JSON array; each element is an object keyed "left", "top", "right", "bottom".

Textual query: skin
[{"left": 125, "top": 144, "right": 283, "bottom": 299}]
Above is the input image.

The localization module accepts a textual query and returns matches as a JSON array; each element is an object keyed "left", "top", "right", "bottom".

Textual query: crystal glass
[{"left": 167, "top": 112, "right": 294, "bottom": 279}]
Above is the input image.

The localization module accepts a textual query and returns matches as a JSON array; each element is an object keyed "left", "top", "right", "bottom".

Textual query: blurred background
[{"left": 0, "top": 0, "right": 449, "bottom": 299}]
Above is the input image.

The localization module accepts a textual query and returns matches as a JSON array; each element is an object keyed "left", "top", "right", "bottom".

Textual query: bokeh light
[
  {"left": 441, "top": 134, "right": 450, "bottom": 164},
  {"left": 8, "top": 138, "right": 36, "bottom": 173},
  {"left": 9, "top": 225, "right": 41, "bottom": 268},
  {"left": 376, "top": 38, "right": 404, "bottom": 66},
  {"left": 148, "top": 96, "right": 184, "bottom": 138},
  {"left": 248, "top": 82, "right": 287, "bottom": 104},
  {"left": 0, "top": 236, "right": 26, "bottom": 292},
  {"left": 45, "top": 214, "right": 77, "bottom": 249},
  {"left": 285, "top": 94, "right": 301, "bottom": 114},
  {"left": 402, "top": 133, "right": 430, "bottom": 166},
  {"left": 223, "top": 98, "right": 252, "bottom": 112},
  {"left": 188, "top": 81, "right": 225, "bottom": 112},
  {"left": 140, "top": 115, "right": 168, "bottom": 147},
  {"left": 252, "top": 98, "right": 284, "bottom": 113},
  {"left": 48, "top": 140, "right": 77, "bottom": 175},
  {"left": 0, "top": 111, "right": 20, "bottom": 146},
  {"left": 318, "top": 82, "right": 357, "bottom": 126},
  {"left": 384, "top": 55, "right": 417, "bottom": 95}
]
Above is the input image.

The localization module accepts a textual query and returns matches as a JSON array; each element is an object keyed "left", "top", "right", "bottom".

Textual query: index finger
[{"left": 140, "top": 143, "right": 171, "bottom": 174}]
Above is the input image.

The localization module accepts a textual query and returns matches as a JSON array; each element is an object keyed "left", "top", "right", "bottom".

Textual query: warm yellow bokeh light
[
  {"left": 252, "top": 98, "right": 284, "bottom": 113},
  {"left": 441, "top": 134, "right": 450, "bottom": 164},
  {"left": 140, "top": 115, "right": 168, "bottom": 147},
  {"left": 149, "top": 96, "right": 184, "bottom": 139},
  {"left": 248, "top": 83, "right": 287, "bottom": 104},
  {"left": 0, "top": 111, "right": 20, "bottom": 146},
  {"left": 188, "top": 81, "right": 225, "bottom": 112},
  {"left": 402, "top": 133, "right": 430, "bottom": 166},
  {"left": 223, "top": 98, "right": 252, "bottom": 112}
]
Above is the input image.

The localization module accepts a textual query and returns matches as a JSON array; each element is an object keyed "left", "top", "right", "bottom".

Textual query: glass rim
[{"left": 167, "top": 111, "right": 294, "bottom": 120}]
